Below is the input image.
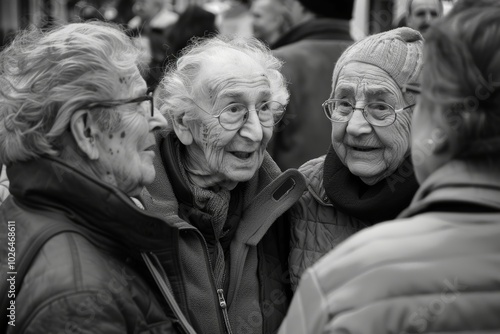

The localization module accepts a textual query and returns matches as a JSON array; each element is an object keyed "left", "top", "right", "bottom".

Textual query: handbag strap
[
  {"left": 1, "top": 222, "right": 83, "bottom": 331},
  {"left": 1, "top": 223, "right": 196, "bottom": 334},
  {"left": 141, "top": 252, "right": 197, "bottom": 334}
]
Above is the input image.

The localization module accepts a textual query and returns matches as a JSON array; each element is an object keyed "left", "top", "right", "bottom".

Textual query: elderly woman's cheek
[
  {"left": 394, "top": 113, "right": 413, "bottom": 157},
  {"left": 331, "top": 123, "right": 348, "bottom": 161},
  {"left": 262, "top": 126, "right": 273, "bottom": 147}
]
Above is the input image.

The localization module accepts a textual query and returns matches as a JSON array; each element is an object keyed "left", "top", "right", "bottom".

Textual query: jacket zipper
[
  {"left": 217, "top": 289, "right": 233, "bottom": 334},
  {"left": 184, "top": 226, "right": 234, "bottom": 334}
]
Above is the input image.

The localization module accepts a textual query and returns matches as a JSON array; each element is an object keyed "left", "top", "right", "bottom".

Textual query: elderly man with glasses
[
  {"left": 140, "top": 36, "right": 306, "bottom": 334},
  {"left": 285, "top": 27, "right": 424, "bottom": 292}
]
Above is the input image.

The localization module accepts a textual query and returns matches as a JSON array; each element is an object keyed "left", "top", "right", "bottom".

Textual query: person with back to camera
[
  {"left": 268, "top": 0, "right": 354, "bottom": 171},
  {"left": 287, "top": 27, "right": 424, "bottom": 291},
  {"left": 279, "top": 0, "right": 500, "bottom": 332},
  {"left": 0, "top": 22, "right": 201, "bottom": 333},
  {"left": 141, "top": 35, "right": 306, "bottom": 334}
]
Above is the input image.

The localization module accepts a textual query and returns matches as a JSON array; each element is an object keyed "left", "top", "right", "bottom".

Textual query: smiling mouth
[
  {"left": 230, "top": 151, "right": 253, "bottom": 159},
  {"left": 351, "top": 146, "right": 378, "bottom": 152}
]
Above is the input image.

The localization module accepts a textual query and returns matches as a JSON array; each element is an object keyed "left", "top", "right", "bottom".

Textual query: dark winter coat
[
  {"left": 0, "top": 157, "right": 180, "bottom": 334},
  {"left": 269, "top": 18, "right": 353, "bottom": 170}
]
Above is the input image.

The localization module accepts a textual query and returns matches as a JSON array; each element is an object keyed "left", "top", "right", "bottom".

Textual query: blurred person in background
[
  {"left": 0, "top": 22, "right": 195, "bottom": 333},
  {"left": 279, "top": 1, "right": 500, "bottom": 333},
  {"left": 164, "top": 5, "right": 218, "bottom": 70},
  {"left": 128, "top": 0, "right": 179, "bottom": 90},
  {"left": 406, "top": 0, "right": 443, "bottom": 34},
  {"left": 142, "top": 35, "right": 306, "bottom": 334},
  {"left": 218, "top": 0, "right": 253, "bottom": 37},
  {"left": 149, "top": 4, "right": 218, "bottom": 92},
  {"left": 287, "top": 27, "right": 423, "bottom": 291},
  {"left": 268, "top": 0, "right": 354, "bottom": 171},
  {"left": 128, "top": 0, "right": 177, "bottom": 32},
  {"left": 251, "top": 0, "right": 293, "bottom": 47}
]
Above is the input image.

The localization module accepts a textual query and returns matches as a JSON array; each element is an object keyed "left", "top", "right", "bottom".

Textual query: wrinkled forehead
[
  {"left": 195, "top": 50, "right": 271, "bottom": 100},
  {"left": 334, "top": 62, "right": 403, "bottom": 100}
]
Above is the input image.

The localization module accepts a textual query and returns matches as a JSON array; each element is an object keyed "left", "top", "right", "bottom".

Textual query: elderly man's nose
[
  {"left": 240, "top": 110, "right": 263, "bottom": 141},
  {"left": 149, "top": 108, "right": 168, "bottom": 131},
  {"left": 346, "top": 109, "right": 372, "bottom": 136}
]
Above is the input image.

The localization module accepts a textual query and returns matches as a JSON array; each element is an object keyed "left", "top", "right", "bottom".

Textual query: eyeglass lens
[
  {"left": 219, "top": 101, "right": 285, "bottom": 130},
  {"left": 326, "top": 100, "right": 396, "bottom": 126}
]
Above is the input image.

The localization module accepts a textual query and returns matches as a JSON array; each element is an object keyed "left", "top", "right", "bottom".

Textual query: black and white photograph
[{"left": 1, "top": 0, "right": 499, "bottom": 333}]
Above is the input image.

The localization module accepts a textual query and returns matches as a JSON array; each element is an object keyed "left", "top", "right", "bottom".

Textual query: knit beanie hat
[
  {"left": 331, "top": 27, "right": 424, "bottom": 92},
  {"left": 297, "top": 0, "right": 354, "bottom": 20}
]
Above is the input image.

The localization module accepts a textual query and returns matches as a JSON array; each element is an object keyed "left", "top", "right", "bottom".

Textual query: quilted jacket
[
  {"left": 280, "top": 159, "right": 500, "bottom": 333},
  {"left": 141, "top": 132, "right": 307, "bottom": 334},
  {"left": 0, "top": 157, "right": 181, "bottom": 334},
  {"left": 288, "top": 156, "right": 371, "bottom": 290}
]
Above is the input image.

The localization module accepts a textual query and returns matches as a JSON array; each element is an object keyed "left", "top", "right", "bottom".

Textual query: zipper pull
[{"left": 217, "top": 289, "right": 227, "bottom": 309}]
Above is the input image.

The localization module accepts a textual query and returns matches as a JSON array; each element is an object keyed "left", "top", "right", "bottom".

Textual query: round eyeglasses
[
  {"left": 322, "top": 99, "right": 415, "bottom": 127},
  {"left": 191, "top": 100, "right": 286, "bottom": 131}
]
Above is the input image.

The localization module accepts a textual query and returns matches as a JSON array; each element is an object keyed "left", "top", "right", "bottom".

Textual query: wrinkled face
[
  {"left": 331, "top": 62, "right": 413, "bottom": 185},
  {"left": 251, "top": 0, "right": 282, "bottom": 43},
  {"left": 407, "top": 0, "right": 442, "bottom": 34},
  {"left": 185, "top": 54, "right": 274, "bottom": 186},
  {"left": 94, "top": 70, "right": 168, "bottom": 196}
]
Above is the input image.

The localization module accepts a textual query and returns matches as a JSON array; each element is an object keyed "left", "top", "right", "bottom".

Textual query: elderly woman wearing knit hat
[{"left": 287, "top": 27, "right": 424, "bottom": 291}]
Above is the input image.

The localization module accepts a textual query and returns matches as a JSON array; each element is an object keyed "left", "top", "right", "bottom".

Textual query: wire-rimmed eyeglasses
[
  {"left": 85, "top": 92, "right": 154, "bottom": 117},
  {"left": 191, "top": 100, "right": 286, "bottom": 131},
  {"left": 322, "top": 99, "right": 415, "bottom": 127}
]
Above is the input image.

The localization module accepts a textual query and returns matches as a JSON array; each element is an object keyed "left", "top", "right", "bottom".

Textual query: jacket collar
[
  {"left": 272, "top": 18, "right": 352, "bottom": 49},
  {"left": 8, "top": 156, "right": 173, "bottom": 251},
  {"left": 144, "top": 131, "right": 307, "bottom": 245},
  {"left": 400, "top": 159, "right": 500, "bottom": 217}
]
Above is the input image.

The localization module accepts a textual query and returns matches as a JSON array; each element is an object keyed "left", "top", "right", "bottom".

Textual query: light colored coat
[{"left": 280, "top": 159, "right": 500, "bottom": 333}]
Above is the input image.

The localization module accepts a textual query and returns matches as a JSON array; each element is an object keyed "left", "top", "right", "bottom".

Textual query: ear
[
  {"left": 171, "top": 112, "right": 193, "bottom": 145},
  {"left": 70, "top": 110, "right": 100, "bottom": 160},
  {"left": 430, "top": 127, "right": 450, "bottom": 154}
]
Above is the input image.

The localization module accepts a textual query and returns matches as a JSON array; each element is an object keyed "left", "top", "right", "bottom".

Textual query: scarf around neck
[{"left": 323, "top": 145, "right": 419, "bottom": 223}]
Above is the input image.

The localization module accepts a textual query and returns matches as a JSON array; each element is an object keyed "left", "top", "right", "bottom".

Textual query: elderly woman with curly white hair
[
  {"left": 0, "top": 22, "right": 204, "bottom": 333},
  {"left": 141, "top": 36, "right": 306, "bottom": 334}
]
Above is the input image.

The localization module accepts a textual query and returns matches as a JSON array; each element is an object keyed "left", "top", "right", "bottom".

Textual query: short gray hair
[
  {"left": 0, "top": 22, "right": 142, "bottom": 165},
  {"left": 156, "top": 35, "right": 289, "bottom": 132}
]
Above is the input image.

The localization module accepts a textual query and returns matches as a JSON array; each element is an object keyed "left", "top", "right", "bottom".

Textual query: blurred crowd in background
[
  {"left": 1, "top": 0, "right": 459, "bottom": 178},
  {"left": 0, "top": 0, "right": 459, "bottom": 191},
  {"left": 0, "top": 0, "right": 458, "bottom": 93}
]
